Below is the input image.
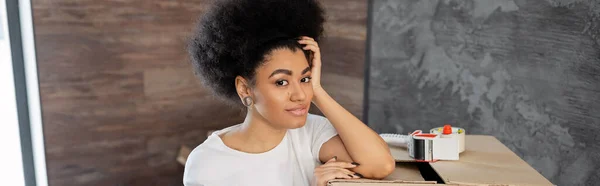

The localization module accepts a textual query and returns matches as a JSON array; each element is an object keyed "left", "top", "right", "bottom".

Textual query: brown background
[{"left": 33, "top": 0, "right": 368, "bottom": 185}]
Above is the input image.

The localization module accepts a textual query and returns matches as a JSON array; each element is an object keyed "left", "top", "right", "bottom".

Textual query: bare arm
[
  {"left": 313, "top": 89, "right": 395, "bottom": 179},
  {"left": 298, "top": 36, "right": 395, "bottom": 179}
]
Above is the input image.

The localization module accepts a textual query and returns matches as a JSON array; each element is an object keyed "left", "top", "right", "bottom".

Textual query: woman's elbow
[
  {"left": 374, "top": 158, "right": 396, "bottom": 179},
  {"left": 362, "top": 157, "right": 396, "bottom": 179}
]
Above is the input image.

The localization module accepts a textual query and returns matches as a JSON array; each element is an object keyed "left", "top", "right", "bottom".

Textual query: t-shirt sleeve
[
  {"left": 309, "top": 115, "right": 339, "bottom": 162},
  {"left": 183, "top": 141, "right": 223, "bottom": 186},
  {"left": 183, "top": 148, "right": 208, "bottom": 186}
]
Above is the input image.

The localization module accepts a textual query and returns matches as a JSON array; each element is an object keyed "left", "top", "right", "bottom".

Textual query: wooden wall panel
[
  {"left": 33, "top": 0, "right": 367, "bottom": 185},
  {"left": 318, "top": 0, "right": 368, "bottom": 118}
]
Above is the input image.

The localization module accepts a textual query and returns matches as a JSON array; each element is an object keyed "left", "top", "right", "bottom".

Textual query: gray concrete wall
[{"left": 365, "top": 0, "right": 600, "bottom": 185}]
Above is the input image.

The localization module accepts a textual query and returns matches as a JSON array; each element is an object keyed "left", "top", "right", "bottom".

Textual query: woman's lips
[{"left": 286, "top": 107, "right": 307, "bottom": 116}]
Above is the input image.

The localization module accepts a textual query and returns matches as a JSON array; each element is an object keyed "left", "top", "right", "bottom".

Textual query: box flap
[
  {"left": 430, "top": 136, "right": 554, "bottom": 186},
  {"left": 390, "top": 146, "right": 417, "bottom": 162},
  {"left": 386, "top": 162, "right": 425, "bottom": 181},
  {"left": 388, "top": 135, "right": 553, "bottom": 186}
]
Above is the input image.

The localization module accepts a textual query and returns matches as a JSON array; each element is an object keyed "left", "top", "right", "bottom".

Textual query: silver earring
[{"left": 242, "top": 97, "right": 253, "bottom": 107}]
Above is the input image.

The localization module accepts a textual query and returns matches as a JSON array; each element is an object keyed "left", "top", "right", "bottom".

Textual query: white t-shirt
[{"left": 183, "top": 114, "right": 338, "bottom": 186}]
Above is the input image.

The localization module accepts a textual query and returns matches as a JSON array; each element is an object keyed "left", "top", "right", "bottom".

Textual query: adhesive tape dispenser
[
  {"left": 430, "top": 125, "right": 466, "bottom": 153},
  {"left": 380, "top": 124, "right": 466, "bottom": 162}
]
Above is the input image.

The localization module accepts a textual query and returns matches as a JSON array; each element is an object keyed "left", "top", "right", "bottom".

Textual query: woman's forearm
[{"left": 312, "top": 88, "right": 395, "bottom": 178}]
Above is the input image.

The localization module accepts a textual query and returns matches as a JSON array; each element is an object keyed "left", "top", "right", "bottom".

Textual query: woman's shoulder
[
  {"left": 186, "top": 134, "right": 223, "bottom": 160},
  {"left": 183, "top": 126, "right": 240, "bottom": 184},
  {"left": 185, "top": 125, "right": 241, "bottom": 164},
  {"left": 184, "top": 135, "right": 224, "bottom": 170}
]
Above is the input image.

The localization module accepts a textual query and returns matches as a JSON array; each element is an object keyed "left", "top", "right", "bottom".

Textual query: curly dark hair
[{"left": 188, "top": 0, "right": 325, "bottom": 107}]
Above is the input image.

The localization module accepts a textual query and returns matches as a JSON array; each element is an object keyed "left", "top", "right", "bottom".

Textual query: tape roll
[
  {"left": 410, "top": 135, "right": 434, "bottom": 161},
  {"left": 411, "top": 138, "right": 425, "bottom": 160},
  {"left": 430, "top": 126, "right": 466, "bottom": 153}
]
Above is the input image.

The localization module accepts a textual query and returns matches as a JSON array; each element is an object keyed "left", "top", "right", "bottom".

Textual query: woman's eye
[
  {"left": 301, "top": 77, "right": 312, "bottom": 83},
  {"left": 276, "top": 80, "right": 288, "bottom": 86}
]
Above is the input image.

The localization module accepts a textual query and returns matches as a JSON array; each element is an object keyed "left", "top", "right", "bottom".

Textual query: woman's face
[{"left": 251, "top": 48, "right": 313, "bottom": 129}]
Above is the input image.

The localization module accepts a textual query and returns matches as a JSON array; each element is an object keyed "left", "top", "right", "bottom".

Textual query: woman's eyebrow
[
  {"left": 269, "top": 69, "right": 292, "bottom": 78},
  {"left": 301, "top": 67, "right": 311, "bottom": 75},
  {"left": 268, "top": 67, "right": 311, "bottom": 78}
]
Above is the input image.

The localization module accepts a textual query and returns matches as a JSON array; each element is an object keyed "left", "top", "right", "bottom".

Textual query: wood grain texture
[
  {"left": 311, "top": 0, "right": 368, "bottom": 118},
  {"left": 33, "top": 0, "right": 367, "bottom": 185}
]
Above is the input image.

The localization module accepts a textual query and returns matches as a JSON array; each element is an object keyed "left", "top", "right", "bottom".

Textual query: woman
[{"left": 183, "top": 0, "right": 395, "bottom": 185}]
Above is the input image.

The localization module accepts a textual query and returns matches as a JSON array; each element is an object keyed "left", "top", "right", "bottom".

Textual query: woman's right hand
[{"left": 313, "top": 156, "right": 363, "bottom": 186}]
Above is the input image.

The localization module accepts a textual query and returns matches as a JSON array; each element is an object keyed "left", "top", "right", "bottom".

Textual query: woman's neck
[{"left": 221, "top": 108, "right": 287, "bottom": 153}]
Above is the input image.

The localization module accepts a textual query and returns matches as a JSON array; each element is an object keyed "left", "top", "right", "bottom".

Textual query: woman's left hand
[{"left": 298, "top": 36, "right": 324, "bottom": 93}]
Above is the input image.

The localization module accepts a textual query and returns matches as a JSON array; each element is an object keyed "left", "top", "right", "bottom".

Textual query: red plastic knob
[{"left": 442, "top": 124, "right": 452, "bottom": 134}]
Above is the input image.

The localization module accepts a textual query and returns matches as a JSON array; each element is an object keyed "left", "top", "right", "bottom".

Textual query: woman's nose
[{"left": 290, "top": 83, "right": 306, "bottom": 102}]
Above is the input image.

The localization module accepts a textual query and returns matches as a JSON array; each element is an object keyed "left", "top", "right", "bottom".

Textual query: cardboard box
[
  {"left": 328, "top": 162, "right": 438, "bottom": 186},
  {"left": 328, "top": 135, "right": 554, "bottom": 186},
  {"left": 177, "top": 145, "right": 192, "bottom": 166}
]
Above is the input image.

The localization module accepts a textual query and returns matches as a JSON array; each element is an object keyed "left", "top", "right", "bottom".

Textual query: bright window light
[{"left": 0, "top": 0, "right": 26, "bottom": 185}]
